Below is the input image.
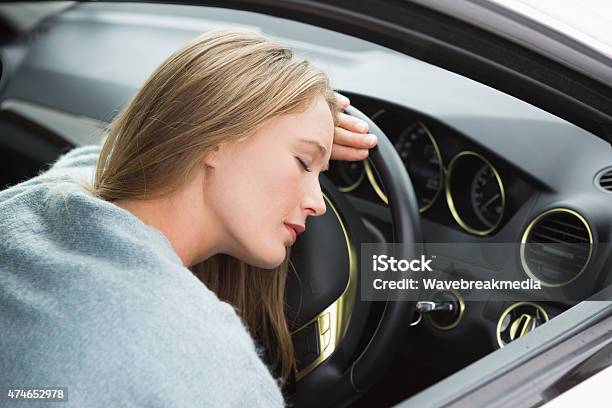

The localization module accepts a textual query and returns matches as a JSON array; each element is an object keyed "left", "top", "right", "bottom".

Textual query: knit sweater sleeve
[{"left": 0, "top": 261, "right": 286, "bottom": 407}]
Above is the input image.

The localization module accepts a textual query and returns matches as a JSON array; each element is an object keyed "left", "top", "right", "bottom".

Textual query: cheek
[
  {"left": 214, "top": 155, "right": 302, "bottom": 232},
  {"left": 254, "top": 158, "right": 302, "bottom": 220}
]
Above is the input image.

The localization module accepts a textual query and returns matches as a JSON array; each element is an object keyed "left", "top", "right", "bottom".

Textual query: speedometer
[
  {"left": 471, "top": 164, "right": 504, "bottom": 228},
  {"left": 393, "top": 122, "right": 443, "bottom": 212}
]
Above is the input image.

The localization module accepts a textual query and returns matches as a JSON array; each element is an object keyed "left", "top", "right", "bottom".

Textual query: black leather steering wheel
[{"left": 285, "top": 105, "right": 423, "bottom": 407}]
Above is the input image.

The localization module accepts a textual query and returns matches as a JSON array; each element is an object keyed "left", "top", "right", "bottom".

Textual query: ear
[{"left": 202, "top": 145, "right": 222, "bottom": 169}]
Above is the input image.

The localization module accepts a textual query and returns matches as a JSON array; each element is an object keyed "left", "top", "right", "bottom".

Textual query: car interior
[{"left": 1, "top": 2, "right": 611, "bottom": 407}]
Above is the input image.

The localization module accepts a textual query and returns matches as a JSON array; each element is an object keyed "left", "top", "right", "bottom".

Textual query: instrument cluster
[{"left": 327, "top": 103, "right": 527, "bottom": 237}]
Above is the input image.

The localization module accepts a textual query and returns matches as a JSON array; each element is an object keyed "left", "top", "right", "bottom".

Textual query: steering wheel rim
[{"left": 286, "top": 104, "right": 423, "bottom": 407}]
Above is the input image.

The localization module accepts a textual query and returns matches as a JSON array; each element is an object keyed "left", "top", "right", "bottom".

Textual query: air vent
[
  {"left": 597, "top": 168, "right": 612, "bottom": 192},
  {"left": 520, "top": 208, "right": 592, "bottom": 286}
]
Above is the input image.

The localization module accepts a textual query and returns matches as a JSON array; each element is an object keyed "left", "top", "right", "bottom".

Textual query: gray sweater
[{"left": 0, "top": 145, "right": 285, "bottom": 407}]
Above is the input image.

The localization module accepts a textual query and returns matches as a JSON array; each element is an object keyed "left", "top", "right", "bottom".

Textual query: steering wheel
[{"left": 285, "top": 105, "right": 423, "bottom": 407}]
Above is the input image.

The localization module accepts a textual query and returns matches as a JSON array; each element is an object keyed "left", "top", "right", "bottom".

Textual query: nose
[{"left": 302, "top": 178, "right": 327, "bottom": 217}]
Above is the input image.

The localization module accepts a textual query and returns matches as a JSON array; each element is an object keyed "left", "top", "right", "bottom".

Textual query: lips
[{"left": 284, "top": 223, "right": 305, "bottom": 243}]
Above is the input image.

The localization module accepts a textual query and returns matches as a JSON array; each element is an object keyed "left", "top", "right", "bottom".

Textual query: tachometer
[
  {"left": 393, "top": 122, "right": 444, "bottom": 212},
  {"left": 446, "top": 151, "right": 505, "bottom": 236}
]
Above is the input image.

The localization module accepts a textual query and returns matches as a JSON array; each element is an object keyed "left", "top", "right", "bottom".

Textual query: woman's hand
[{"left": 331, "top": 92, "right": 378, "bottom": 161}]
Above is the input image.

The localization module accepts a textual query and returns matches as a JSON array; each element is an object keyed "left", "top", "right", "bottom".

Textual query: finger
[
  {"left": 334, "top": 91, "right": 350, "bottom": 108},
  {"left": 330, "top": 143, "right": 370, "bottom": 161},
  {"left": 338, "top": 112, "right": 368, "bottom": 133},
  {"left": 334, "top": 126, "right": 378, "bottom": 149}
]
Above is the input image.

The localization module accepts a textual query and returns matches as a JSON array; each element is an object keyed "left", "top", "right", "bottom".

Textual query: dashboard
[{"left": 324, "top": 91, "right": 612, "bottom": 357}]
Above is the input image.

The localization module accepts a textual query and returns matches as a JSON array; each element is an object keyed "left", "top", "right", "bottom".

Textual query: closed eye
[{"left": 296, "top": 157, "right": 312, "bottom": 172}]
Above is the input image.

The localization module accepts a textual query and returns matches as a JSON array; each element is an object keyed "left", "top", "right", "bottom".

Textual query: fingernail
[
  {"left": 365, "top": 134, "right": 377, "bottom": 146},
  {"left": 357, "top": 122, "right": 368, "bottom": 132}
]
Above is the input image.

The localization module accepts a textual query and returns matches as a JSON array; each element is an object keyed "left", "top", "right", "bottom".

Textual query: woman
[{"left": 0, "top": 28, "right": 376, "bottom": 407}]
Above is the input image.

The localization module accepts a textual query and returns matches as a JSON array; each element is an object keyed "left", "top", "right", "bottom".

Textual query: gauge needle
[{"left": 479, "top": 193, "right": 500, "bottom": 211}]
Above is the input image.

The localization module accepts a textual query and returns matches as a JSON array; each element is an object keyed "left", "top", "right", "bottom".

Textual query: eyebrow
[
  {"left": 298, "top": 139, "right": 327, "bottom": 155},
  {"left": 297, "top": 138, "right": 330, "bottom": 171}
]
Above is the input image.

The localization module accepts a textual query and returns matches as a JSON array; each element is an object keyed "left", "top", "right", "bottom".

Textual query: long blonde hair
[{"left": 88, "top": 28, "right": 341, "bottom": 385}]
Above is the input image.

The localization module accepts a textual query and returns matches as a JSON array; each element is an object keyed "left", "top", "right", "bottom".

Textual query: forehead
[
  {"left": 287, "top": 96, "right": 334, "bottom": 150},
  {"left": 245, "top": 95, "right": 334, "bottom": 154}
]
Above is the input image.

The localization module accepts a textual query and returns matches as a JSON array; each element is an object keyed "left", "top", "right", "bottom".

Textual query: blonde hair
[{"left": 88, "top": 28, "right": 341, "bottom": 385}]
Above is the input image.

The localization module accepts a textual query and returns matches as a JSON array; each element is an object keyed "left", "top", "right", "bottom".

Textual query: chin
[{"left": 250, "top": 245, "right": 287, "bottom": 269}]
